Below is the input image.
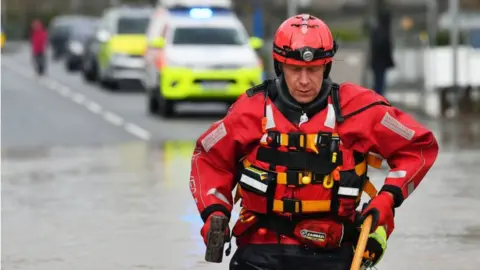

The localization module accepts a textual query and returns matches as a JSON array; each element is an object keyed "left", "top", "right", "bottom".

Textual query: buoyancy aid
[{"left": 234, "top": 80, "right": 382, "bottom": 223}]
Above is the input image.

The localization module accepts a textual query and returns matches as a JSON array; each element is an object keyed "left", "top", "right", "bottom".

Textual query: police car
[
  {"left": 93, "top": 5, "right": 153, "bottom": 89},
  {"left": 143, "top": 0, "right": 264, "bottom": 117}
]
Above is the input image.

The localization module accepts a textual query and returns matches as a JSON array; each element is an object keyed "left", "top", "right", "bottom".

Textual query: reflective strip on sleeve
[
  {"left": 387, "top": 170, "right": 407, "bottom": 178},
  {"left": 206, "top": 188, "right": 231, "bottom": 206}
]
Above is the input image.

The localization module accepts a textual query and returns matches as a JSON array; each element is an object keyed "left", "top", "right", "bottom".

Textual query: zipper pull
[{"left": 299, "top": 112, "right": 308, "bottom": 127}]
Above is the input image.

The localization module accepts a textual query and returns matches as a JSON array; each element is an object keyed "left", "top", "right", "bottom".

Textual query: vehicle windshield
[
  {"left": 71, "top": 21, "right": 97, "bottom": 39},
  {"left": 117, "top": 17, "right": 150, "bottom": 34},
  {"left": 172, "top": 27, "right": 247, "bottom": 45}
]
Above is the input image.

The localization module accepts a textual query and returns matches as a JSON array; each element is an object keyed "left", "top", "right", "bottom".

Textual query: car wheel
[
  {"left": 66, "top": 60, "right": 75, "bottom": 72},
  {"left": 83, "top": 60, "right": 97, "bottom": 82},
  {"left": 158, "top": 88, "right": 174, "bottom": 117},
  {"left": 147, "top": 87, "right": 159, "bottom": 115},
  {"left": 101, "top": 79, "right": 118, "bottom": 91}
]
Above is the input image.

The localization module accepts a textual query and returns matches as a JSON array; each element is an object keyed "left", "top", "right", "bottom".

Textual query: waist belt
[{"left": 256, "top": 213, "right": 358, "bottom": 244}]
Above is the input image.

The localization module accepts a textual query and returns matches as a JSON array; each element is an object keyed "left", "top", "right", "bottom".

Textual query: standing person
[
  {"left": 30, "top": 19, "right": 48, "bottom": 76},
  {"left": 190, "top": 14, "right": 438, "bottom": 270},
  {"left": 369, "top": 8, "right": 395, "bottom": 96}
]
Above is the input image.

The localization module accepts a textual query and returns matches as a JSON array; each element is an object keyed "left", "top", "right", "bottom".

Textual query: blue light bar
[{"left": 189, "top": 8, "right": 213, "bottom": 18}]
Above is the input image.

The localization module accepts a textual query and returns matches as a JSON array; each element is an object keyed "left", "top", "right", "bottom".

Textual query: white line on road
[
  {"left": 58, "top": 86, "right": 72, "bottom": 97},
  {"left": 85, "top": 101, "right": 102, "bottom": 114},
  {"left": 124, "top": 123, "right": 151, "bottom": 141},
  {"left": 3, "top": 59, "right": 152, "bottom": 141},
  {"left": 103, "top": 111, "right": 124, "bottom": 126},
  {"left": 72, "top": 93, "right": 86, "bottom": 104}
]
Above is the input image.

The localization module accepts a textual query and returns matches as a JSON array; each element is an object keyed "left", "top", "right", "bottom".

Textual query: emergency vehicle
[
  {"left": 143, "top": 0, "right": 264, "bottom": 117},
  {"left": 94, "top": 5, "right": 153, "bottom": 89}
]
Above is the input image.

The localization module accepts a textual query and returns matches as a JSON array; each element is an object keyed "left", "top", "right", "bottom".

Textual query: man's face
[{"left": 282, "top": 63, "right": 325, "bottom": 104}]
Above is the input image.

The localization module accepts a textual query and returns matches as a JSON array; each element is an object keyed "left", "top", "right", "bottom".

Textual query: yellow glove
[
  {"left": 353, "top": 225, "right": 388, "bottom": 268},
  {"left": 364, "top": 225, "right": 387, "bottom": 267}
]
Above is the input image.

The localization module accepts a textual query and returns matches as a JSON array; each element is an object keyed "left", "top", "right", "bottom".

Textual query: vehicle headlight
[{"left": 69, "top": 41, "right": 84, "bottom": 54}]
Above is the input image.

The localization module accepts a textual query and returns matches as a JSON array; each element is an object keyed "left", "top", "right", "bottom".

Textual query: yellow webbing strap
[
  {"left": 273, "top": 199, "right": 331, "bottom": 213},
  {"left": 367, "top": 153, "right": 383, "bottom": 169},
  {"left": 363, "top": 178, "right": 378, "bottom": 199},
  {"left": 354, "top": 160, "right": 367, "bottom": 176}
]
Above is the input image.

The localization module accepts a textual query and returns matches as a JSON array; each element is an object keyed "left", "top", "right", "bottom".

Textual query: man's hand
[
  {"left": 200, "top": 211, "right": 230, "bottom": 245},
  {"left": 359, "top": 191, "right": 395, "bottom": 237}
]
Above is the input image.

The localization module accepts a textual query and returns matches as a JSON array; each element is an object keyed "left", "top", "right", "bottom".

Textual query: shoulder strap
[
  {"left": 330, "top": 83, "right": 345, "bottom": 123},
  {"left": 246, "top": 81, "right": 268, "bottom": 97},
  {"left": 331, "top": 83, "right": 391, "bottom": 123}
]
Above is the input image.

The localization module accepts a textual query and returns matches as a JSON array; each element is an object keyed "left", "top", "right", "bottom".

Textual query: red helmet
[{"left": 272, "top": 14, "right": 337, "bottom": 76}]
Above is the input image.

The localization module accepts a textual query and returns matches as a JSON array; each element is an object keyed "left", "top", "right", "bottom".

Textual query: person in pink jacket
[{"left": 30, "top": 19, "right": 48, "bottom": 75}]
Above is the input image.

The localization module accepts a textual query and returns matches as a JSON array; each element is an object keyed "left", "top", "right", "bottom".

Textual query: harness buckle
[
  {"left": 316, "top": 133, "right": 332, "bottom": 148},
  {"left": 286, "top": 171, "right": 300, "bottom": 187},
  {"left": 288, "top": 132, "right": 306, "bottom": 150},
  {"left": 311, "top": 173, "right": 324, "bottom": 184},
  {"left": 283, "top": 198, "right": 302, "bottom": 214}
]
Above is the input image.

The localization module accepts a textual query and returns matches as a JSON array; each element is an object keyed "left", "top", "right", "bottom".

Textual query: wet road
[{"left": 2, "top": 45, "right": 480, "bottom": 270}]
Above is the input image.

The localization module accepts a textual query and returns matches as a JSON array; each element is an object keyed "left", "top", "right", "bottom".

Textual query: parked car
[
  {"left": 64, "top": 19, "right": 98, "bottom": 72},
  {"left": 48, "top": 15, "right": 98, "bottom": 60},
  {"left": 83, "top": 5, "right": 153, "bottom": 89}
]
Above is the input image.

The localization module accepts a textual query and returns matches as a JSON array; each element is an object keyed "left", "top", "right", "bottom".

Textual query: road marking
[
  {"left": 2, "top": 58, "right": 152, "bottom": 141},
  {"left": 72, "top": 93, "right": 86, "bottom": 104},
  {"left": 125, "top": 123, "right": 151, "bottom": 141},
  {"left": 58, "top": 85, "right": 72, "bottom": 97},
  {"left": 85, "top": 101, "right": 102, "bottom": 114},
  {"left": 103, "top": 111, "right": 124, "bottom": 126}
]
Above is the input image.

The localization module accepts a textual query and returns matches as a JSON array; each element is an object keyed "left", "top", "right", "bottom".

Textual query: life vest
[{"left": 234, "top": 83, "right": 382, "bottom": 222}]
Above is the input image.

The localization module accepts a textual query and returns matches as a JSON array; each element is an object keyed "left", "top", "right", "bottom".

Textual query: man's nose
[{"left": 299, "top": 69, "right": 309, "bottom": 85}]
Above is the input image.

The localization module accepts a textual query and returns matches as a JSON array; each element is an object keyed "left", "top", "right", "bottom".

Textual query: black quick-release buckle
[
  {"left": 330, "top": 136, "right": 340, "bottom": 152},
  {"left": 286, "top": 171, "right": 300, "bottom": 186},
  {"left": 316, "top": 133, "right": 332, "bottom": 148},
  {"left": 287, "top": 132, "right": 305, "bottom": 150},
  {"left": 311, "top": 173, "right": 324, "bottom": 184},
  {"left": 283, "top": 198, "right": 302, "bottom": 213}
]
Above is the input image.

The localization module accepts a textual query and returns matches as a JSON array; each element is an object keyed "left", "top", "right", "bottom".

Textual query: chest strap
[
  {"left": 234, "top": 176, "right": 378, "bottom": 207},
  {"left": 256, "top": 147, "right": 341, "bottom": 174}
]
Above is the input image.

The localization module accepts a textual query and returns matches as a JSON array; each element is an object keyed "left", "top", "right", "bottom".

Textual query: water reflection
[{"left": 2, "top": 130, "right": 480, "bottom": 269}]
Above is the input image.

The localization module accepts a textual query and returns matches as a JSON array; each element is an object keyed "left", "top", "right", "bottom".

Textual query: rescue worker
[{"left": 190, "top": 14, "right": 439, "bottom": 270}]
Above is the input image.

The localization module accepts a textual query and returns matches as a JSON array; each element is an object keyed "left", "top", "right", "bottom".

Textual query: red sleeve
[
  {"left": 338, "top": 86, "right": 439, "bottom": 207},
  {"left": 190, "top": 94, "right": 263, "bottom": 222}
]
